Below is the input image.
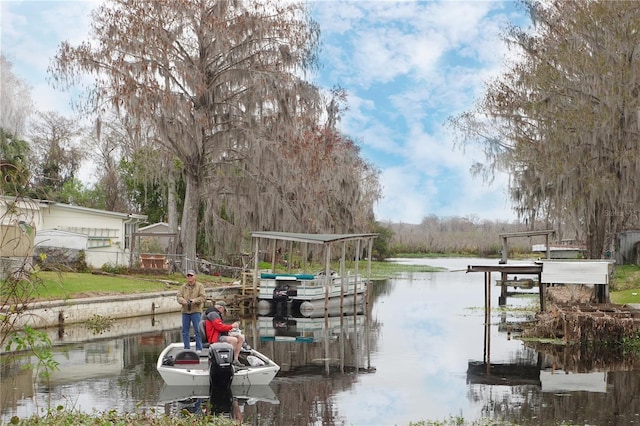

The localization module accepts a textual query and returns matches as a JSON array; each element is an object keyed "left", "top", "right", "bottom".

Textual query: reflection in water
[
  {"left": 159, "top": 384, "right": 279, "bottom": 424},
  {"left": 0, "top": 332, "right": 170, "bottom": 421},
  {"left": 255, "top": 308, "right": 375, "bottom": 377},
  {"left": 0, "top": 300, "right": 374, "bottom": 425},
  {"left": 3, "top": 259, "right": 640, "bottom": 425}
]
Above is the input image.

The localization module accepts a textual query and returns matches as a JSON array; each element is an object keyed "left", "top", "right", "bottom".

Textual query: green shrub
[
  {"left": 75, "top": 250, "right": 90, "bottom": 273},
  {"left": 101, "top": 262, "right": 128, "bottom": 275}
]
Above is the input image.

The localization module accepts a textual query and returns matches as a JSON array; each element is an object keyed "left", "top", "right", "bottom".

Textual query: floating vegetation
[{"left": 84, "top": 314, "right": 115, "bottom": 334}]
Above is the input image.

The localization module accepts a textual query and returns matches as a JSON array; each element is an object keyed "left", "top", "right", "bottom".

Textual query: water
[{"left": 2, "top": 257, "right": 640, "bottom": 425}]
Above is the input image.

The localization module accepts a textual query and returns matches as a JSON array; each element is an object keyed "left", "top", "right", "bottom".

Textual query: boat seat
[
  {"left": 173, "top": 350, "right": 200, "bottom": 365},
  {"left": 198, "top": 320, "right": 210, "bottom": 349}
]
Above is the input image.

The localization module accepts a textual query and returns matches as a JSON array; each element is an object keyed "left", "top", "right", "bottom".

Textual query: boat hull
[
  {"left": 156, "top": 343, "right": 280, "bottom": 387},
  {"left": 258, "top": 273, "right": 368, "bottom": 303}
]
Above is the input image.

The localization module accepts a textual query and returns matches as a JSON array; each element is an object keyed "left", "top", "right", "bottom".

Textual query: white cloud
[
  {"left": 1, "top": 0, "right": 527, "bottom": 224},
  {"left": 312, "top": 1, "right": 525, "bottom": 224},
  {"left": 375, "top": 166, "right": 438, "bottom": 224},
  {"left": 1, "top": 1, "right": 100, "bottom": 115}
]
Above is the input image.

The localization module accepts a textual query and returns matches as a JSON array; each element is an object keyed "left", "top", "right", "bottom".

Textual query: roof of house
[
  {"left": 139, "top": 222, "right": 169, "bottom": 231},
  {"left": 2, "top": 196, "right": 148, "bottom": 222},
  {"left": 38, "top": 199, "right": 147, "bottom": 221}
]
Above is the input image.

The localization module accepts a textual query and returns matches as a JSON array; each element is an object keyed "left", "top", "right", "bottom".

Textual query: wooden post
[
  {"left": 324, "top": 244, "right": 331, "bottom": 314},
  {"left": 270, "top": 240, "right": 276, "bottom": 273},
  {"left": 538, "top": 272, "right": 545, "bottom": 312},
  {"left": 545, "top": 234, "right": 551, "bottom": 259},
  {"left": 484, "top": 271, "right": 492, "bottom": 365},
  {"left": 253, "top": 238, "right": 259, "bottom": 303},
  {"left": 252, "top": 237, "right": 260, "bottom": 349},
  {"left": 487, "top": 270, "right": 491, "bottom": 366},
  {"left": 340, "top": 242, "right": 346, "bottom": 313},
  {"left": 324, "top": 243, "right": 331, "bottom": 376},
  {"left": 499, "top": 272, "right": 508, "bottom": 306},
  {"left": 500, "top": 237, "right": 508, "bottom": 264},
  {"left": 303, "top": 243, "right": 308, "bottom": 273}
]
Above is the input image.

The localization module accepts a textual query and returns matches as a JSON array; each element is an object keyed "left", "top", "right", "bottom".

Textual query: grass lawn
[
  {"left": 35, "top": 271, "right": 180, "bottom": 300},
  {"left": 610, "top": 264, "right": 640, "bottom": 304},
  {"left": 4, "top": 262, "right": 638, "bottom": 302},
  {"left": 2, "top": 260, "right": 441, "bottom": 301}
]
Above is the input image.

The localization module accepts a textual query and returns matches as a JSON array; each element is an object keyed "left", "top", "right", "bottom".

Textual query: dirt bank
[{"left": 524, "top": 286, "right": 640, "bottom": 344}]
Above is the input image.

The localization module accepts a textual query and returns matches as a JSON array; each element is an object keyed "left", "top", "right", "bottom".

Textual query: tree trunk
[
  {"left": 180, "top": 171, "right": 201, "bottom": 272},
  {"left": 586, "top": 202, "right": 606, "bottom": 259},
  {"left": 167, "top": 168, "right": 178, "bottom": 253}
]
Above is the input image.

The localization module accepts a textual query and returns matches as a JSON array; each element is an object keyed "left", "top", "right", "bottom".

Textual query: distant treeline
[{"left": 384, "top": 216, "right": 538, "bottom": 257}]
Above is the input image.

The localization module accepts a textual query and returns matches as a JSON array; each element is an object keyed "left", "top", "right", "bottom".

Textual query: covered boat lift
[
  {"left": 250, "top": 231, "right": 378, "bottom": 310},
  {"left": 250, "top": 231, "right": 378, "bottom": 376}
]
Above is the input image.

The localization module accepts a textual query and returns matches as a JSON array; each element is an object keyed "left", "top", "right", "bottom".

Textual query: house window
[{"left": 124, "top": 222, "right": 134, "bottom": 250}]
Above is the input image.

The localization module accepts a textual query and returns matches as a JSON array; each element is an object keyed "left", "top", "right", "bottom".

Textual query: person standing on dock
[{"left": 177, "top": 269, "right": 206, "bottom": 351}]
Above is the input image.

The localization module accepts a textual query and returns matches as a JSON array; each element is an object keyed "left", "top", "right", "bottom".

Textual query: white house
[{"left": 1, "top": 196, "right": 147, "bottom": 269}]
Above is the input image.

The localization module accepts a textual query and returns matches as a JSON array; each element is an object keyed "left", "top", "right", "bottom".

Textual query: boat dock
[
  {"left": 469, "top": 229, "right": 613, "bottom": 311},
  {"left": 467, "top": 259, "right": 613, "bottom": 312},
  {"left": 248, "top": 231, "right": 378, "bottom": 316},
  {"left": 466, "top": 263, "right": 544, "bottom": 309}
]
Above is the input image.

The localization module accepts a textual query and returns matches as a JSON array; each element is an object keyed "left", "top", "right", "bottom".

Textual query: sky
[{"left": 1, "top": 0, "right": 529, "bottom": 225}]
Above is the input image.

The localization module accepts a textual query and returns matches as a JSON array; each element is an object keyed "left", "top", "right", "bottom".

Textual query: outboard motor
[
  {"left": 208, "top": 342, "right": 234, "bottom": 389},
  {"left": 272, "top": 283, "right": 289, "bottom": 302},
  {"left": 273, "top": 284, "right": 290, "bottom": 316}
]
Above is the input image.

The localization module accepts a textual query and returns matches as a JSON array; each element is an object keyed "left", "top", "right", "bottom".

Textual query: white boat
[
  {"left": 258, "top": 294, "right": 365, "bottom": 318},
  {"left": 250, "top": 232, "right": 378, "bottom": 311},
  {"left": 257, "top": 271, "right": 367, "bottom": 303},
  {"left": 532, "top": 243, "right": 587, "bottom": 259},
  {"left": 156, "top": 342, "right": 280, "bottom": 387}
]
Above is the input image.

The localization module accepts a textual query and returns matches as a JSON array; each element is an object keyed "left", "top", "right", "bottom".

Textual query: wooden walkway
[
  {"left": 467, "top": 260, "right": 612, "bottom": 313},
  {"left": 466, "top": 263, "right": 544, "bottom": 310}
]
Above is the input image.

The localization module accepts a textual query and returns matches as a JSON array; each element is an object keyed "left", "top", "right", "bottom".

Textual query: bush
[
  {"left": 75, "top": 250, "right": 90, "bottom": 273},
  {"left": 101, "top": 262, "right": 129, "bottom": 275}
]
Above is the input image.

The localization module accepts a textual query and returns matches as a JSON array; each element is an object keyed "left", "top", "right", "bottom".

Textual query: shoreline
[{"left": 3, "top": 285, "right": 243, "bottom": 330}]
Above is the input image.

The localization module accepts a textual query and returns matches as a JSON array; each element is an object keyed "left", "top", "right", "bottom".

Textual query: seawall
[{"left": 4, "top": 285, "right": 242, "bottom": 330}]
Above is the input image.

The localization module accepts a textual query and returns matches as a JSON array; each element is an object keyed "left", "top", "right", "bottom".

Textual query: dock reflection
[
  {"left": 253, "top": 301, "right": 375, "bottom": 377},
  {"left": 467, "top": 302, "right": 629, "bottom": 395},
  {"left": 258, "top": 309, "right": 365, "bottom": 344}
]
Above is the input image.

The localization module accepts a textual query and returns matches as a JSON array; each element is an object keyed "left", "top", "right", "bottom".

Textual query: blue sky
[{"left": 1, "top": 1, "right": 528, "bottom": 224}]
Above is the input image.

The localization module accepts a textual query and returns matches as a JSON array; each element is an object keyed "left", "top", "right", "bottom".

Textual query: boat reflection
[
  {"left": 258, "top": 310, "right": 365, "bottom": 344},
  {"left": 253, "top": 300, "right": 374, "bottom": 378},
  {"left": 159, "top": 384, "right": 279, "bottom": 405},
  {"left": 159, "top": 383, "right": 279, "bottom": 420},
  {"left": 529, "top": 341, "right": 616, "bottom": 393}
]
